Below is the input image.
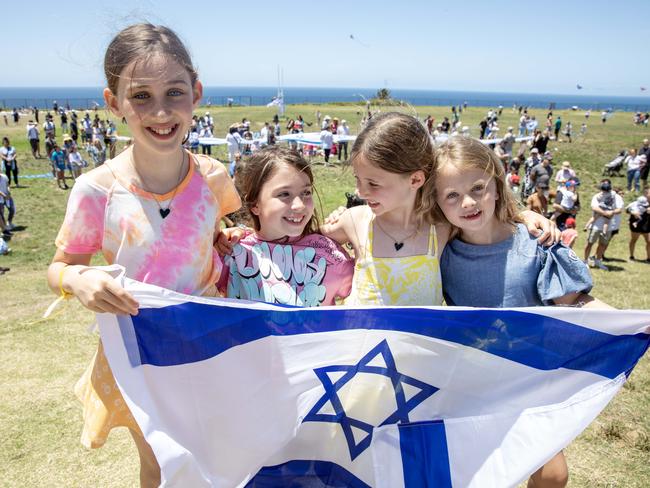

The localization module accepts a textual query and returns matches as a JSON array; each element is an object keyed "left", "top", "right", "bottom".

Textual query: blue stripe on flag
[
  {"left": 129, "top": 303, "right": 649, "bottom": 379},
  {"left": 399, "top": 420, "right": 452, "bottom": 488},
  {"left": 246, "top": 460, "right": 371, "bottom": 488}
]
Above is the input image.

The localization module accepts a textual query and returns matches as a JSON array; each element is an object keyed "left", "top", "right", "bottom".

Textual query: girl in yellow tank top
[
  {"left": 346, "top": 212, "right": 443, "bottom": 305},
  {"left": 321, "top": 112, "right": 451, "bottom": 307}
]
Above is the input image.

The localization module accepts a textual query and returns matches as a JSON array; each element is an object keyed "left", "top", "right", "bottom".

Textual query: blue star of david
[{"left": 302, "top": 339, "right": 438, "bottom": 460}]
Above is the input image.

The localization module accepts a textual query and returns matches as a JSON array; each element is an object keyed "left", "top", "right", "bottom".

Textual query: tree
[{"left": 375, "top": 88, "right": 391, "bottom": 101}]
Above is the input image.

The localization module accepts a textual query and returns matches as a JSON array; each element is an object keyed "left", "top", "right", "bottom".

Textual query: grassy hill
[{"left": 0, "top": 102, "right": 648, "bottom": 486}]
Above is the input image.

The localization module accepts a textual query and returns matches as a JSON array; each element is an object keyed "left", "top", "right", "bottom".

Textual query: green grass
[{"left": 0, "top": 103, "right": 648, "bottom": 487}]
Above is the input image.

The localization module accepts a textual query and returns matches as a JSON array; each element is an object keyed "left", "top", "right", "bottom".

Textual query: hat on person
[
  {"left": 565, "top": 217, "right": 576, "bottom": 228},
  {"left": 507, "top": 126, "right": 513, "bottom": 132},
  {"left": 637, "top": 196, "right": 649, "bottom": 206},
  {"left": 568, "top": 177, "right": 580, "bottom": 186},
  {"left": 341, "top": 119, "right": 347, "bottom": 124},
  {"left": 562, "top": 161, "right": 571, "bottom": 168},
  {"left": 530, "top": 148, "right": 539, "bottom": 154},
  {"left": 63, "top": 133, "right": 72, "bottom": 141},
  {"left": 511, "top": 174, "right": 520, "bottom": 184},
  {"left": 544, "top": 151, "right": 553, "bottom": 159},
  {"left": 565, "top": 180, "right": 576, "bottom": 188}
]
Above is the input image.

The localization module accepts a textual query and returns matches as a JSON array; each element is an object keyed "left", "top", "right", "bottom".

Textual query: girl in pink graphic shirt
[
  {"left": 217, "top": 145, "right": 353, "bottom": 306},
  {"left": 46, "top": 24, "right": 240, "bottom": 487}
]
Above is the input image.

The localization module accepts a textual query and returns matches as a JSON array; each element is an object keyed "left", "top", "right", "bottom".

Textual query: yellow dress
[{"left": 345, "top": 216, "right": 443, "bottom": 306}]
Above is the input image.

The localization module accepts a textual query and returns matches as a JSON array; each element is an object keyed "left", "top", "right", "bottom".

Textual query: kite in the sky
[
  {"left": 576, "top": 84, "right": 583, "bottom": 90},
  {"left": 641, "top": 87, "right": 647, "bottom": 91},
  {"left": 349, "top": 34, "right": 369, "bottom": 47}
]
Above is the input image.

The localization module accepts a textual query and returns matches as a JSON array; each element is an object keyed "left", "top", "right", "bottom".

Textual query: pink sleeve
[
  {"left": 196, "top": 156, "right": 242, "bottom": 217},
  {"left": 332, "top": 247, "right": 354, "bottom": 300},
  {"left": 54, "top": 176, "right": 108, "bottom": 255}
]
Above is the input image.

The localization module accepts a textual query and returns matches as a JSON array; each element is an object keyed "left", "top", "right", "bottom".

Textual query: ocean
[{"left": 1, "top": 86, "right": 649, "bottom": 112}]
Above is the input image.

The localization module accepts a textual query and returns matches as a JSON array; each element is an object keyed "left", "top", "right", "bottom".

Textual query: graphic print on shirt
[{"left": 225, "top": 241, "right": 329, "bottom": 306}]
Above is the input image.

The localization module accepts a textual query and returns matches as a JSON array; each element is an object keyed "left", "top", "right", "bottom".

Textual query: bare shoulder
[
  {"left": 321, "top": 205, "right": 370, "bottom": 249},
  {"left": 433, "top": 222, "right": 451, "bottom": 257}
]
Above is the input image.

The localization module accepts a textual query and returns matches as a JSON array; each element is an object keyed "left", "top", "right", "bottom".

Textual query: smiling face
[
  {"left": 435, "top": 163, "right": 502, "bottom": 244},
  {"left": 352, "top": 155, "right": 423, "bottom": 217},
  {"left": 251, "top": 162, "right": 315, "bottom": 241},
  {"left": 104, "top": 54, "right": 201, "bottom": 156}
]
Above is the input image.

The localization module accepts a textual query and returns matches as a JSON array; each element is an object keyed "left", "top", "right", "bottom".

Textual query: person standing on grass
[
  {"left": 583, "top": 179, "right": 623, "bottom": 271},
  {"left": 50, "top": 144, "right": 68, "bottom": 190},
  {"left": 1, "top": 138, "right": 19, "bottom": 187},
  {"left": 639, "top": 138, "right": 650, "bottom": 191},
  {"left": 554, "top": 115, "right": 562, "bottom": 140},
  {"left": 67, "top": 145, "right": 84, "bottom": 180},
  {"left": 43, "top": 115, "right": 56, "bottom": 138},
  {"left": 69, "top": 114, "right": 79, "bottom": 143},
  {"left": 625, "top": 148, "right": 642, "bottom": 193},
  {"left": 45, "top": 133, "right": 57, "bottom": 162},
  {"left": 0, "top": 171, "right": 15, "bottom": 232},
  {"left": 627, "top": 190, "right": 650, "bottom": 262},
  {"left": 26, "top": 120, "right": 42, "bottom": 159},
  {"left": 337, "top": 119, "right": 350, "bottom": 161},
  {"left": 563, "top": 121, "right": 572, "bottom": 143},
  {"left": 47, "top": 23, "right": 241, "bottom": 488},
  {"left": 320, "top": 123, "right": 334, "bottom": 165}
]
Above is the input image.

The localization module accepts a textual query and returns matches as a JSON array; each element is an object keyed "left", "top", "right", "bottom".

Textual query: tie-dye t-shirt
[
  {"left": 55, "top": 154, "right": 241, "bottom": 295},
  {"left": 218, "top": 232, "right": 354, "bottom": 306}
]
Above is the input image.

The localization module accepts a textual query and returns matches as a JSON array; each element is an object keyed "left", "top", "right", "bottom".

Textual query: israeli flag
[{"left": 99, "top": 278, "right": 649, "bottom": 488}]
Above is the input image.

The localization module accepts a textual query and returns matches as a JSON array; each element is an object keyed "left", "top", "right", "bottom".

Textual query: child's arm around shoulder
[{"left": 320, "top": 205, "right": 371, "bottom": 257}]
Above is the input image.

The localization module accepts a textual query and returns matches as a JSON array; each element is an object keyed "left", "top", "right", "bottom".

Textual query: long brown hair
[
  {"left": 104, "top": 23, "right": 198, "bottom": 94},
  {"left": 350, "top": 112, "right": 436, "bottom": 225},
  {"left": 239, "top": 146, "right": 320, "bottom": 237},
  {"left": 432, "top": 136, "right": 522, "bottom": 231}
]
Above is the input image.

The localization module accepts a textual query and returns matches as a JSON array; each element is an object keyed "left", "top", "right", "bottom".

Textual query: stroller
[{"left": 602, "top": 150, "right": 626, "bottom": 177}]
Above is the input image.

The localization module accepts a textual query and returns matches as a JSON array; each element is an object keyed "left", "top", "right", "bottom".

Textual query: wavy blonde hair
[{"left": 430, "top": 136, "right": 522, "bottom": 232}]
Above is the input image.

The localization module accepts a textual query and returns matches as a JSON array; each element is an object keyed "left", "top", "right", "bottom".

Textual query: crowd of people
[
  {"left": 25, "top": 109, "right": 115, "bottom": 189},
  {"left": 498, "top": 134, "right": 650, "bottom": 270},
  {"left": 0, "top": 21, "right": 638, "bottom": 488}
]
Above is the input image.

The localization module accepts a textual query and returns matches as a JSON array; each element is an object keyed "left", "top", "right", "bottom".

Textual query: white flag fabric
[{"left": 98, "top": 278, "right": 650, "bottom": 488}]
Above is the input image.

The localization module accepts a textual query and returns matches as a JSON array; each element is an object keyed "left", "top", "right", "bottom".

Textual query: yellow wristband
[{"left": 59, "top": 267, "right": 73, "bottom": 300}]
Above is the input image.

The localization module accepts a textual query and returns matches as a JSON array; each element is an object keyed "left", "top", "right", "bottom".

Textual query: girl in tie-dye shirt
[{"left": 46, "top": 24, "right": 240, "bottom": 486}]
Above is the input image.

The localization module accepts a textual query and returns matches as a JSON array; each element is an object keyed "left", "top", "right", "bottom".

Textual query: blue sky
[{"left": 6, "top": 0, "right": 650, "bottom": 95}]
